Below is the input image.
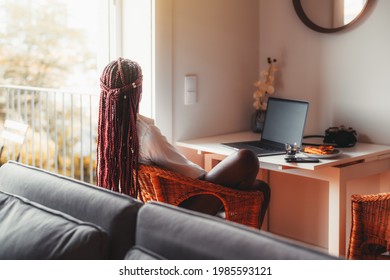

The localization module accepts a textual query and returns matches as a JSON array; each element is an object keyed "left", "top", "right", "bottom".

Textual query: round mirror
[{"left": 293, "top": 0, "right": 371, "bottom": 33}]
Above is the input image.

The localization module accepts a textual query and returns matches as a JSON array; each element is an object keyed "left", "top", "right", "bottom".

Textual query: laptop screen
[{"left": 261, "top": 97, "right": 309, "bottom": 146}]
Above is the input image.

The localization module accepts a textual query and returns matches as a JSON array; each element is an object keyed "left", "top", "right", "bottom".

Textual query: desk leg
[
  {"left": 328, "top": 170, "right": 347, "bottom": 257},
  {"left": 204, "top": 153, "right": 226, "bottom": 171}
]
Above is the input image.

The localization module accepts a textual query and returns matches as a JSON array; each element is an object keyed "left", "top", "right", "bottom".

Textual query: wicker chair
[
  {"left": 137, "top": 164, "right": 266, "bottom": 229},
  {"left": 347, "top": 192, "right": 390, "bottom": 260}
]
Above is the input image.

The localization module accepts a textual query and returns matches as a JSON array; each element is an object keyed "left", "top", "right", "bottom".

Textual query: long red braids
[{"left": 97, "top": 58, "right": 143, "bottom": 198}]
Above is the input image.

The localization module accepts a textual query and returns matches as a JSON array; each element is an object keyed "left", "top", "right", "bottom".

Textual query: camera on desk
[{"left": 324, "top": 126, "right": 357, "bottom": 147}]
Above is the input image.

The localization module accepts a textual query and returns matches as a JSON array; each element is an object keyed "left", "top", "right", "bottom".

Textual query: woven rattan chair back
[
  {"left": 347, "top": 192, "right": 390, "bottom": 259},
  {"left": 137, "top": 164, "right": 265, "bottom": 229}
]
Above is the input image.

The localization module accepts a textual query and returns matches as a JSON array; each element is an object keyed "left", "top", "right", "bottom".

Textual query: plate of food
[{"left": 301, "top": 145, "right": 342, "bottom": 159}]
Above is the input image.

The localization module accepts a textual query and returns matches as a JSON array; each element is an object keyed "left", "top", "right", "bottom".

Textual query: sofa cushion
[
  {"left": 0, "top": 191, "right": 108, "bottom": 259},
  {"left": 0, "top": 161, "right": 143, "bottom": 259},
  {"left": 135, "top": 202, "right": 338, "bottom": 260}
]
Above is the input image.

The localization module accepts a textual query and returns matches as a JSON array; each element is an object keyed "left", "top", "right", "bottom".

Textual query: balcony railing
[{"left": 0, "top": 85, "right": 99, "bottom": 184}]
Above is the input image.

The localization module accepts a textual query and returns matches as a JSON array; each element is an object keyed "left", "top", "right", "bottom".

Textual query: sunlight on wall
[{"left": 122, "top": 0, "right": 153, "bottom": 118}]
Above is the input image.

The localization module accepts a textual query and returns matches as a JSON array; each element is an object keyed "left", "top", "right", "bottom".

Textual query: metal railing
[{"left": 0, "top": 85, "right": 99, "bottom": 184}]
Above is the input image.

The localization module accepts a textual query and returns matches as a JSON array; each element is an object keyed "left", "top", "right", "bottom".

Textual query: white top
[{"left": 137, "top": 115, "right": 206, "bottom": 178}]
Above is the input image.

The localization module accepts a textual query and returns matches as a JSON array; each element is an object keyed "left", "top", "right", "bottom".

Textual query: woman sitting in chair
[{"left": 97, "top": 58, "right": 270, "bottom": 224}]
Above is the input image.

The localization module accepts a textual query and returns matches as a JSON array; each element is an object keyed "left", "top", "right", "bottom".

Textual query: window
[
  {"left": 0, "top": 0, "right": 153, "bottom": 117},
  {"left": 0, "top": 0, "right": 154, "bottom": 182},
  {"left": 121, "top": 0, "right": 154, "bottom": 118},
  {"left": 0, "top": 0, "right": 100, "bottom": 91}
]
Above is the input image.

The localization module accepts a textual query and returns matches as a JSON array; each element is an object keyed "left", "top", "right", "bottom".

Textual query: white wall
[
  {"left": 160, "top": 0, "right": 390, "bottom": 146},
  {"left": 155, "top": 0, "right": 390, "bottom": 250},
  {"left": 169, "top": 0, "right": 260, "bottom": 141},
  {"left": 259, "top": 0, "right": 390, "bottom": 249},
  {"left": 154, "top": 0, "right": 390, "bottom": 145},
  {"left": 260, "top": 0, "right": 390, "bottom": 145}
]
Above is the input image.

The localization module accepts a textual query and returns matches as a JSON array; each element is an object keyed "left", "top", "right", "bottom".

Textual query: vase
[{"left": 251, "top": 110, "right": 266, "bottom": 133}]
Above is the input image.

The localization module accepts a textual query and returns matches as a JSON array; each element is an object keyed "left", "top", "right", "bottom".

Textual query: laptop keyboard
[
  {"left": 249, "top": 141, "right": 280, "bottom": 151},
  {"left": 223, "top": 141, "right": 284, "bottom": 154}
]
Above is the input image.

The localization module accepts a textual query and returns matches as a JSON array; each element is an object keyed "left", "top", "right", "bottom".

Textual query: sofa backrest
[
  {"left": 0, "top": 190, "right": 108, "bottom": 259},
  {"left": 0, "top": 161, "right": 143, "bottom": 259},
  {"left": 129, "top": 201, "right": 338, "bottom": 260}
]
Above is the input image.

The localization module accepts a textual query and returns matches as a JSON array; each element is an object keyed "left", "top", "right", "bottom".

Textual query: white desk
[{"left": 176, "top": 131, "right": 390, "bottom": 256}]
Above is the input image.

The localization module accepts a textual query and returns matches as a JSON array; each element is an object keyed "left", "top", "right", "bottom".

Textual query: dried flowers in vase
[{"left": 253, "top": 57, "right": 278, "bottom": 111}]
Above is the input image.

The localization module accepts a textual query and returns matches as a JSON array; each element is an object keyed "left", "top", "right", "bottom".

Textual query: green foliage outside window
[{"left": 0, "top": 0, "right": 99, "bottom": 183}]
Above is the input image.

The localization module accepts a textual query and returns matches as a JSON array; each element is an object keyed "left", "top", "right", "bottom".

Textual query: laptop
[{"left": 223, "top": 97, "right": 309, "bottom": 157}]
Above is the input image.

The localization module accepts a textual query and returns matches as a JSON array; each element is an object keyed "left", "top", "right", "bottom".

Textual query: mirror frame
[{"left": 292, "top": 0, "right": 371, "bottom": 33}]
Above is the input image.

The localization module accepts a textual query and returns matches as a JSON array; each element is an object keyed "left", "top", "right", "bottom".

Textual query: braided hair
[{"left": 97, "top": 58, "right": 143, "bottom": 198}]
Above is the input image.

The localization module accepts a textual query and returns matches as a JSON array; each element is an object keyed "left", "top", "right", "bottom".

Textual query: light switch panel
[{"left": 185, "top": 75, "right": 197, "bottom": 105}]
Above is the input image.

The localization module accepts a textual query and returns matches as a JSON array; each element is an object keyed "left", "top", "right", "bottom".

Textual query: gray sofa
[
  {"left": 0, "top": 161, "right": 337, "bottom": 260},
  {"left": 0, "top": 161, "right": 142, "bottom": 259}
]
